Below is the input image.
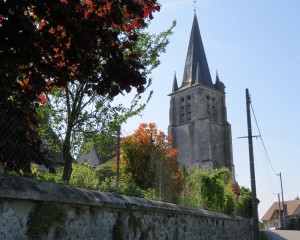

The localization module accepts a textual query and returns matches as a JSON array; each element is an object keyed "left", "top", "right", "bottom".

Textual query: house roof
[
  {"left": 261, "top": 200, "right": 300, "bottom": 221},
  {"left": 76, "top": 143, "right": 115, "bottom": 167}
]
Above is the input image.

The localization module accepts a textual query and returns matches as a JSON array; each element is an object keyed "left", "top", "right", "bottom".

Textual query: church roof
[{"left": 181, "top": 14, "right": 213, "bottom": 88}]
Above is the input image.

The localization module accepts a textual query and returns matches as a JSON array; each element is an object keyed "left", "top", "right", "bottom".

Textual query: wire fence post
[
  {"left": 159, "top": 153, "right": 162, "bottom": 201},
  {"left": 116, "top": 124, "right": 121, "bottom": 194}
]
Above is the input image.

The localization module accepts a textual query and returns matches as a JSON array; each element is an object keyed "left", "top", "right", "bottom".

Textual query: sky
[{"left": 117, "top": 0, "right": 300, "bottom": 220}]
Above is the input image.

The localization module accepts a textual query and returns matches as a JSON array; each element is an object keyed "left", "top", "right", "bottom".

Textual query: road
[{"left": 262, "top": 230, "right": 300, "bottom": 240}]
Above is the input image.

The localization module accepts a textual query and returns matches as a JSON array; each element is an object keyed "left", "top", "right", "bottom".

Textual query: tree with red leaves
[
  {"left": 0, "top": 0, "right": 166, "bottom": 176},
  {"left": 1, "top": 0, "right": 162, "bottom": 96},
  {"left": 121, "top": 123, "right": 183, "bottom": 203}
]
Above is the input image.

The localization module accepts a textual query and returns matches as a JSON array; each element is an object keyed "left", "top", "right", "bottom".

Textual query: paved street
[{"left": 262, "top": 230, "right": 300, "bottom": 240}]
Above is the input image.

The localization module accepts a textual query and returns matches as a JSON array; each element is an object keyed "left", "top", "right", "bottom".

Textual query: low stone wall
[{"left": 0, "top": 174, "right": 251, "bottom": 240}]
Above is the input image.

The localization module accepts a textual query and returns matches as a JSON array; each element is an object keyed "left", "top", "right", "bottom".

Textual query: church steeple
[
  {"left": 172, "top": 72, "right": 178, "bottom": 92},
  {"left": 168, "top": 12, "right": 234, "bottom": 174},
  {"left": 182, "top": 14, "right": 213, "bottom": 88}
]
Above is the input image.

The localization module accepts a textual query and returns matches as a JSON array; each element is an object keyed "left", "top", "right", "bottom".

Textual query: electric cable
[
  {"left": 254, "top": 137, "right": 277, "bottom": 193},
  {"left": 250, "top": 103, "right": 278, "bottom": 176},
  {"left": 282, "top": 179, "right": 293, "bottom": 200}
]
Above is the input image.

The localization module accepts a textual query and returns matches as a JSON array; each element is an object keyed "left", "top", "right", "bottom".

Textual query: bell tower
[{"left": 168, "top": 14, "right": 234, "bottom": 173}]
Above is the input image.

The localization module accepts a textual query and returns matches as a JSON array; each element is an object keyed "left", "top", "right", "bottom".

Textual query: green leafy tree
[
  {"left": 95, "top": 159, "right": 117, "bottom": 183},
  {"left": 224, "top": 187, "right": 236, "bottom": 215},
  {"left": 95, "top": 159, "right": 144, "bottom": 197},
  {"left": 214, "top": 168, "right": 237, "bottom": 214},
  {"left": 182, "top": 168, "right": 203, "bottom": 208},
  {"left": 37, "top": 84, "right": 147, "bottom": 181},
  {"left": 237, "top": 187, "right": 253, "bottom": 218},
  {"left": 182, "top": 168, "right": 239, "bottom": 215},
  {"left": 37, "top": 22, "right": 175, "bottom": 181},
  {"left": 69, "top": 163, "right": 99, "bottom": 190},
  {"left": 201, "top": 171, "right": 226, "bottom": 212}
]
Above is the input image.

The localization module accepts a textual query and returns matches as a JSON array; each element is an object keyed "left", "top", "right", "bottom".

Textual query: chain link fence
[
  {"left": 0, "top": 111, "right": 184, "bottom": 205},
  {"left": 0, "top": 103, "right": 56, "bottom": 174},
  {"left": 0, "top": 108, "right": 247, "bottom": 215}
]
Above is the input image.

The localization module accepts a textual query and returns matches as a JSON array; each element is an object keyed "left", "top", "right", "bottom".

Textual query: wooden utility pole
[
  {"left": 278, "top": 172, "right": 286, "bottom": 229},
  {"left": 277, "top": 193, "right": 282, "bottom": 228},
  {"left": 246, "top": 89, "right": 259, "bottom": 240}
]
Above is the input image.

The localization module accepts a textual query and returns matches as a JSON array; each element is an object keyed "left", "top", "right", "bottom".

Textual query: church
[{"left": 168, "top": 14, "right": 235, "bottom": 173}]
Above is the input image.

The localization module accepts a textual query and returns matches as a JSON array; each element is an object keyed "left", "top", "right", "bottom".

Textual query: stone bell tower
[{"left": 168, "top": 14, "right": 234, "bottom": 173}]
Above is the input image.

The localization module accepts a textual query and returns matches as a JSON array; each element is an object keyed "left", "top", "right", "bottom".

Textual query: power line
[
  {"left": 254, "top": 137, "right": 277, "bottom": 192},
  {"left": 250, "top": 103, "right": 278, "bottom": 176},
  {"left": 282, "top": 179, "right": 293, "bottom": 200}
]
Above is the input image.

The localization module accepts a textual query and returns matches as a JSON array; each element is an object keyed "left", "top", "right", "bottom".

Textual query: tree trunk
[{"left": 62, "top": 127, "right": 73, "bottom": 182}]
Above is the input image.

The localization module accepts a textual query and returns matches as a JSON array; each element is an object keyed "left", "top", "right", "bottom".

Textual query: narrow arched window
[
  {"left": 206, "top": 95, "right": 211, "bottom": 119},
  {"left": 186, "top": 95, "right": 191, "bottom": 122},
  {"left": 180, "top": 97, "right": 185, "bottom": 123},
  {"left": 212, "top": 97, "right": 217, "bottom": 123}
]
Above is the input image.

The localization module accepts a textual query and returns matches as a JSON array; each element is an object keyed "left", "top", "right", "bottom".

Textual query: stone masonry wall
[{"left": 0, "top": 174, "right": 251, "bottom": 240}]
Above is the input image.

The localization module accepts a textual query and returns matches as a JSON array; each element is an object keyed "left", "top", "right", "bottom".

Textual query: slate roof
[
  {"left": 76, "top": 143, "right": 114, "bottom": 167},
  {"left": 47, "top": 150, "right": 65, "bottom": 165},
  {"left": 261, "top": 200, "right": 300, "bottom": 221}
]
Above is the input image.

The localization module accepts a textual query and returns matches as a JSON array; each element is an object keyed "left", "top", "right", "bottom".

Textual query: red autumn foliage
[
  {"left": 0, "top": 0, "right": 161, "bottom": 101},
  {"left": 36, "top": 92, "right": 47, "bottom": 104},
  {"left": 231, "top": 181, "right": 241, "bottom": 196},
  {"left": 121, "top": 123, "right": 183, "bottom": 201},
  {"left": 0, "top": 0, "right": 161, "bottom": 173}
]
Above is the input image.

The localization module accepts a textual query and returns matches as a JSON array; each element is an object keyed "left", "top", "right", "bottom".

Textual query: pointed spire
[
  {"left": 181, "top": 14, "right": 213, "bottom": 87},
  {"left": 195, "top": 62, "right": 200, "bottom": 84},
  {"left": 214, "top": 70, "right": 225, "bottom": 92},
  {"left": 216, "top": 70, "right": 220, "bottom": 83},
  {"left": 172, "top": 72, "right": 178, "bottom": 92}
]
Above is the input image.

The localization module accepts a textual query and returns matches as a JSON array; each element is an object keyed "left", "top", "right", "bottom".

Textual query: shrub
[{"left": 69, "top": 163, "right": 99, "bottom": 190}]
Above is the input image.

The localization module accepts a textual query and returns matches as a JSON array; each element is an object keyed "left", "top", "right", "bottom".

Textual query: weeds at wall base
[{"left": 26, "top": 203, "right": 67, "bottom": 240}]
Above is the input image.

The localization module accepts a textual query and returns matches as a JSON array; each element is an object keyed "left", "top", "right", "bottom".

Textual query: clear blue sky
[{"left": 118, "top": 0, "right": 300, "bottom": 219}]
